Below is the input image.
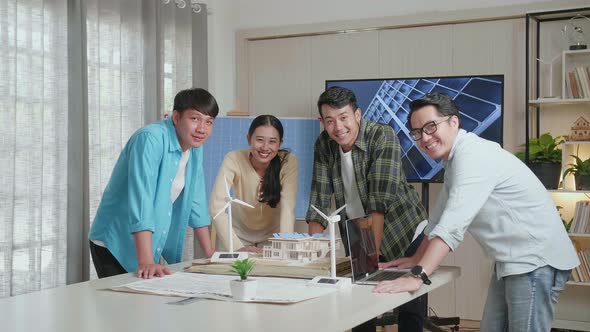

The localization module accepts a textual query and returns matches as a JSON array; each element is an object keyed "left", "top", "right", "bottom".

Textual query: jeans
[{"left": 480, "top": 265, "right": 571, "bottom": 332}]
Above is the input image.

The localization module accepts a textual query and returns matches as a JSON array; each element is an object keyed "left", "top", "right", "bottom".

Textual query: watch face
[{"left": 411, "top": 265, "right": 422, "bottom": 276}]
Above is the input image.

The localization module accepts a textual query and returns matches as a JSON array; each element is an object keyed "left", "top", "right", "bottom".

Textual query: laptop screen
[{"left": 345, "top": 215, "right": 379, "bottom": 282}]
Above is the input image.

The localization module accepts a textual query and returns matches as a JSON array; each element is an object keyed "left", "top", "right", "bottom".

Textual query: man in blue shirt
[{"left": 89, "top": 88, "right": 218, "bottom": 279}]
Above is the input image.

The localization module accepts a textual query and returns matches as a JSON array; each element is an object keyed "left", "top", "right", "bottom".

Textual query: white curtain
[
  {"left": 0, "top": 0, "right": 69, "bottom": 297},
  {"left": 86, "top": 0, "right": 204, "bottom": 278},
  {"left": 160, "top": 2, "right": 198, "bottom": 263},
  {"left": 161, "top": 3, "right": 193, "bottom": 116},
  {"left": 86, "top": 0, "right": 146, "bottom": 278},
  {"left": 1, "top": 0, "right": 207, "bottom": 292}
]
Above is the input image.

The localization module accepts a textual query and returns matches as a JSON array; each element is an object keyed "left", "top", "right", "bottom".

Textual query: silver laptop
[{"left": 345, "top": 215, "right": 410, "bottom": 285}]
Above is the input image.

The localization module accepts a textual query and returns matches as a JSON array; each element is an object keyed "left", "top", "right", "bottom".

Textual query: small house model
[
  {"left": 570, "top": 116, "right": 590, "bottom": 141},
  {"left": 262, "top": 233, "right": 341, "bottom": 263}
]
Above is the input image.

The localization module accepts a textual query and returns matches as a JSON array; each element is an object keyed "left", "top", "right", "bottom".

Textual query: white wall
[
  {"left": 234, "top": 0, "right": 550, "bottom": 29},
  {"left": 200, "top": 0, "right": 578, "bottom": 114}
]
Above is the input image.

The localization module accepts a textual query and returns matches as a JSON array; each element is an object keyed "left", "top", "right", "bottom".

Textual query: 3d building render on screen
[{"left": 327, "top": 75, "right": 504, "bottom": 182}]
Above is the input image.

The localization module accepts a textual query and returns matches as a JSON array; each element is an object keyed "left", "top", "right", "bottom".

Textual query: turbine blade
[
  {"left": 331, "top": 204, "right": 347, "bottom": 216},
  {"left": 310, "top": 205, "right": 330, "bottom": 221},
  {"left": 232, "top": 199, "right": 254, "bottom": 209},
  {"left": 213, "top": 202, "right": 231, "bottom": 220}
]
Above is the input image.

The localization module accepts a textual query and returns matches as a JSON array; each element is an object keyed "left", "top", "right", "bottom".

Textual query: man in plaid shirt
[{"left": 307, "top": 86, "right": 427, "bottom": 332}]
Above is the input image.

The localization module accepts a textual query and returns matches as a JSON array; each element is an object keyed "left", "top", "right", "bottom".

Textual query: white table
[{"left": 0, "top": 263, "right": 460, "bottom": 332}]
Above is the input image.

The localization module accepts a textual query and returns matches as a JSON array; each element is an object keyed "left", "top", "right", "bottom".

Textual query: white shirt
[
  {"left": 340, "top": 147, "right": 365, "bottom": 219},
  {"left": 170, "top": 149, "right": 190, "bottom": 203},
  {"left": 425, "top": 129, "right": 579, "bottom": 278}
]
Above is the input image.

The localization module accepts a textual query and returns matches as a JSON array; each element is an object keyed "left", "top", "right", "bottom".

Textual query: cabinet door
[
  {"left": 310, "top": 31, "right": 380, "bottom": 115},
  {"left": 379, "top": 25, "right": 453, "bottom": 78},
  {"left": 247, "top": 37, "right": 312, "bottom": 117}
]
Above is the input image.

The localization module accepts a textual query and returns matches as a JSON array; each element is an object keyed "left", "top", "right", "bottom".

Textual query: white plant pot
[{"left": 230, "top": 279, "right": 257, "bottom": 301}]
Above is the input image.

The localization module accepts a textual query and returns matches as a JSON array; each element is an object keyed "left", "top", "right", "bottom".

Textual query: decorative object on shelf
[
  {"left": 516, "top": 133, "right": 565, "bottom": 189},
  {"left": 569, "top": 116, "right": 590, "bottom": 141},
  {"left": 562, "top": 14, "right": 590, "bottom": 50},
  {"left": 229, "top": 258, "right": 257, "bottom": 300},
  {"left": 563, "top": 154, "right": 590, "bottom": 190},
  {"left": 536, "top": 54, "right": 561, "bottom": 99}
]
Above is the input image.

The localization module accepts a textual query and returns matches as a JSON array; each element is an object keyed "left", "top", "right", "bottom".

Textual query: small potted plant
[
  {"left": 563, "top": 154, "right": 590, "bottom": 190},
  {"left": 229, "top": 258, "right": 257, "bottom": 300},
  {"left": 516, "top": 133, "right": 565, "bottom": 189}
]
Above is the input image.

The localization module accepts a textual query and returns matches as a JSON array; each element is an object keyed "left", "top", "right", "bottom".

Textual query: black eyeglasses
[{"left": 409, "top": 116, "right": 451, "bottom": 141}]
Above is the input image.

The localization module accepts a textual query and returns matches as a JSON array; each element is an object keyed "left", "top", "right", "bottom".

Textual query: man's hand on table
[{"left": 137, "top": 263, "right": 172, "bottom": 279}]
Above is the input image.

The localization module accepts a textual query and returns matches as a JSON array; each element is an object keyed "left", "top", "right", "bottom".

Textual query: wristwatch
[{"left": 411, "top": 265, "right": 432, "bottom": 285}]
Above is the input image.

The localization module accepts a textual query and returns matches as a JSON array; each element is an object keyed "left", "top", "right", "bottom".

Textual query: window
[{"left": 0, "top": 0, "right": 69, "bottom": 297}]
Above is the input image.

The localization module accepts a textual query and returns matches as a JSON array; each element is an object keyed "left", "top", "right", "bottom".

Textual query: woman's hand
[
  {"left": 238, "top": 246, "right": 263, "bottom": 254},
  {"left": 204, "top": 247, "right": 215, "bottom": 258}
]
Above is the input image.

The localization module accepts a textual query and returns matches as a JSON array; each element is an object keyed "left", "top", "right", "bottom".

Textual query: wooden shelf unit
[
  {"left": 529, "top": 98, "right": 590, "bottom": 106},
  {"left": 527, "top": 7, "right": 590, "bottom": 331}
]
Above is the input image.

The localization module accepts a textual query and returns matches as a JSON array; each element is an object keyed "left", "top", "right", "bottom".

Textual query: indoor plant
[
  {"left": 556, "top": 206, "right": 573, "bottom": 232},
  {"left": 516, "top": 133, "right": 565, "bottom": 189},
  {"left": 563, "top": 154, "right": 590, "bottom": 190},
  {"left": 229, "top": 258, "right": 257, "bottom": 300}
]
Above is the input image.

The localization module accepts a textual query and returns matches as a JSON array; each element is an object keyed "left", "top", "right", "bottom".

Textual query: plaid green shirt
[{"left": 306, "top": 120, "right": 426, "bottom": 261}]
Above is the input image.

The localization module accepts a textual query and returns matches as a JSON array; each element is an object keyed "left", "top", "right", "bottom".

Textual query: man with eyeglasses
[
  {"left": 374, "top": 92, "right": 579, "bottom": 331},
  {"left": 409, "top": 116, "right": 452, "bottom": 141},
  {"left": 306, "top": 86, "right": 427, "bottom": 332}
]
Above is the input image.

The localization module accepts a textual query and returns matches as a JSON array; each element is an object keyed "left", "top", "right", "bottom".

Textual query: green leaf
[
  {"left": 529, "top": 145, "right": 543, "bottom": 155},
  {"left": 517, "top": 132, "right": 564, "bottom": 163},
  {"left": 230, "top": 258, "right": 256, "bottom": 280},
  {"left": 563, "top": 154, "right": 590, "bottom": 176},
  {"left": 538, "top": 133, "right": 553, "bottom": 146}
]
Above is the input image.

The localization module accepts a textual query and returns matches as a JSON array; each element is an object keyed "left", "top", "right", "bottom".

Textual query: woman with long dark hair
[{"left": 209, "top": 115, "right": 298, "bottom": 252}]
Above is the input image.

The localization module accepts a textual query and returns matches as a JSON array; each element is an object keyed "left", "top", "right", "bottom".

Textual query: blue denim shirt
[{"left": 89, "top": 117, "right": 210, "bottom": 272}]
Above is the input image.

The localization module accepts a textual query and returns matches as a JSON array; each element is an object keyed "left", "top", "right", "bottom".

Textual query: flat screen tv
[{"left": 326, "top": 75, "right": 504, "bottom": 183}]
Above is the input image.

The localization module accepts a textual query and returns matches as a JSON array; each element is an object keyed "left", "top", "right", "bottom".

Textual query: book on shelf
[
  {"left": 570, "top": 230, "right": 590, "bottom": 282},
  {"left": 578, "top": 67, "right": 590, "bottom": 98},
  {"left": 565, "top": 66, "right": 590, "bottom": 99},
  {"left": 569, "top": 200, "right": 590, "bottom": 234},
  {"left": 582, "top": 251, "right": 590, "bottom": 281},
  {"left": 571, "top": 249, "right": 590, "bottom": 283}
]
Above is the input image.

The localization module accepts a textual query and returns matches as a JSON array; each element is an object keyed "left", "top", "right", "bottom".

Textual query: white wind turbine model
[
  {"left": 308, "top": 204, "right": 352, "bottom": 288},
  {"left": 210, "top": 176, "right": 255, "bottom": 263}
]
